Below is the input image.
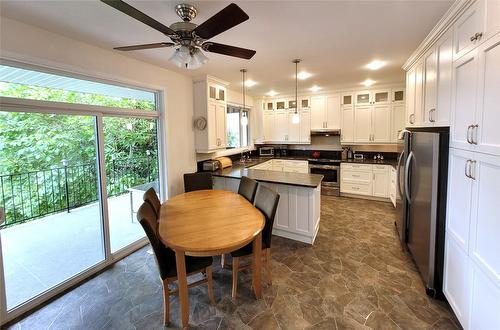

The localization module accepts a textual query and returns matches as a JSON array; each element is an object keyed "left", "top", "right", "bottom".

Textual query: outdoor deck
[{"left": 0, "top": 193, "right": 146, "bottom": 310}]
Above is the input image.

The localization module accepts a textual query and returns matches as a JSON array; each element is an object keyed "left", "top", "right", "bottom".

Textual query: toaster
[{"left": 202, "top": 160, "right": 220, "bottom": 171}]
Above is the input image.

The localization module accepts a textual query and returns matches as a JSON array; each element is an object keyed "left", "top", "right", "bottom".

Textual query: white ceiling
[{"left": 0, "top": 0, "right": 453, "bottom": 97}]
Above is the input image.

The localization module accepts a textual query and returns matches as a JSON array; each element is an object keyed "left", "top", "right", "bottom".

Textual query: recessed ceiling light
[
  {"left": 361, "top": 79, "right": 376, "bottom": 87},
  {"left": 365, "top": 60, "right": 386, "bottom": 70},
  {"left": 245, "top": 79, "right": 257, "bottom": 87},
  {"left": 266, "top": 90, "right": 278, "bottom": 96},
  {"left": 297, "top": 71, "right": 312, "bottom": 80},
  {"left": 309, "top": 85, "right": 321, "bottom": 92}
]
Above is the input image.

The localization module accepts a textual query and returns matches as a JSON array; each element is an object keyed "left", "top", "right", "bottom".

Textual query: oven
[{"left": 308, "top": 162, "right": 340, "bottom": 196}]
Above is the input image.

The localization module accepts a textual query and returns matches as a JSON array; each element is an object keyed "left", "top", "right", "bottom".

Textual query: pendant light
[
  {"left": 292, "top": 59, "right": 300, "bottom": 124},
  {"left": 240, "top": 69, "right": 248, "bottom": 126}
]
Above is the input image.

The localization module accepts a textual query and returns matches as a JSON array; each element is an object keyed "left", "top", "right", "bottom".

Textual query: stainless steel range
[{"left": 308, "top": 158, "right": 340, "bottom": 196}]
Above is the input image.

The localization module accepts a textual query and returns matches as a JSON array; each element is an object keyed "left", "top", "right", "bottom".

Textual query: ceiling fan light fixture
[
  {"left": 168, "top": 49, "right": 185, "bottom": 68},
  {"left": 192, "top": 48, "right": 209, "bottom": 64}
]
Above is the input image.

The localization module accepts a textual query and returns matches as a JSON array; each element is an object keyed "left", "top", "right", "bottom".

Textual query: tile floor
[{"left": 5, "top": 196, "right": 460, "bottom": 329}]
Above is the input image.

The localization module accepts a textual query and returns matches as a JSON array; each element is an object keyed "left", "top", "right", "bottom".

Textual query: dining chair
[
  {"left": 143, "top": 187, "right": 161, "bottom": 218},
  {"left": 183, "top": 172, "right": 213, "bottom": 192},
  {"left": 229, "top": 184, "right": 280, "bottom": 299},
  {"left": 136, "top": 202, "right": 215, "bottom": 325},
  {"left": 238, "top": 176, "right": 258, "bottom": 203}
]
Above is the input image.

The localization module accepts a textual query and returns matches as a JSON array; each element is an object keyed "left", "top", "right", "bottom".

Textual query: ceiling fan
[{"left": 101, "top": 0, "right": 256, "bottom": 69}]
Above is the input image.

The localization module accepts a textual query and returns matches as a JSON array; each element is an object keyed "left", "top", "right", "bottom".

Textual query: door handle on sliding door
[{"left": 404, "top": 151, "right": 414, "bottom": 204}]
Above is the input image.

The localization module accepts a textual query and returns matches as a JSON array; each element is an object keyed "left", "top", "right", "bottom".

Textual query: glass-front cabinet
[
  {"left": 208, "top": 83, "right": 225, "bottom": 102},
  {"left": 300, "top": 97, "right": 310, "bottom": 108},
  {"left": 373, "top": 90, "right": 389, "bottom": 104},
  {"left": 288, "top": 99, "right": 297, "bottom": 109},
  {"left": 266, "top": 101, "right": 274, "bottom": 111},
  {"left": 392, "top": 89, "right": 405, "bottom": 103},
  {"left": 355, "top": 91, "right": 371, "bottom": 105},
  {"left": 342, "top": 94, "right": 353, "bottom": 106},
  {"left": 276, "top": 100, "right": 286, "bottom": 110}
]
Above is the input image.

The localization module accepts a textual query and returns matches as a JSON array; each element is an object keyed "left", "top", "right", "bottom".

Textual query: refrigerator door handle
[
  {"left": 396, "top": 150, "right": 405, "bottom": 199},
  {"left": 404, "top": 151, "right": 414, "bottom": 204}
]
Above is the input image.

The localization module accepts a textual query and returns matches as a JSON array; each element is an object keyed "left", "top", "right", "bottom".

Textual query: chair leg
[
  {"left": 266, "top": 248, "right": 272, "bottom": 285},
  {"left": 221, "top": 254, "right": 225, "bottom": 269},
  {"left": 162, "top": 279, "right": 170, "bottom": 326},
  {"left": 206, "top": 265, "right": 216, "bottom": 305},
  {"left": 231, "top": 257, "right": 240, "bottom": 300}
]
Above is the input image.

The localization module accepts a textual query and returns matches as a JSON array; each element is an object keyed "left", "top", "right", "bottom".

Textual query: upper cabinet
[
  {"left": 355, "top": 90, "right": 390, "bottom": 105},
  {"left": 341, "top": 93, "right": 353, "bottom": 106},
  {"left": 311, "top": 95, "right": 340, "bottom": 130},
  {"left": 392, "top": 89, "right": 405, "bottom": 103},
  {"left": 194, "top": 76, "right": 228, "bottom": 153}
]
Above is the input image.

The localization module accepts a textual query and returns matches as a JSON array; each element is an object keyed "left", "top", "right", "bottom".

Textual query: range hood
[{"left": 310, "top": 129, "right": 341, "bottom": 136}]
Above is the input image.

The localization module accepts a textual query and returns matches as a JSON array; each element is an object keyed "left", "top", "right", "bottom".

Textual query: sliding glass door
[
  {"left": 0, "top": 62, "right": 163, "bottom": 324},
  {"left": 0, "top": 112, "right": 105, "bottom": 310}
]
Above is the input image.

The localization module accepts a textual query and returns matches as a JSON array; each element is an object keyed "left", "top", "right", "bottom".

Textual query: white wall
[{"left": 0, "top": 17, "right": 196, "bottom": 197}]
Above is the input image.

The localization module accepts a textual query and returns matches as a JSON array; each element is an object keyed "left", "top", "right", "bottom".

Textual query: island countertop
[{"left": 211, "top": 160, "right": 323, "bottom": 188}]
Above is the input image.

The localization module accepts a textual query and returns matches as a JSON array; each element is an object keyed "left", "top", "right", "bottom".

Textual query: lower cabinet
[
  {"left": 212, "top": 176, "right": 321, "bottom": 244},
  {"left": 389, "top": 166, "right": 397, "bottom": 207},
  {"left": 444, "top": 148, "right": 500, "bottom": 329},
  {"left": 340, "top": 163, "right": 390, "bottom": 199}
]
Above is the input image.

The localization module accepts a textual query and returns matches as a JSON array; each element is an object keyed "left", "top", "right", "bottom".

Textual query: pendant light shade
[
  {"left": 169, "top": 45, "right": 208, "bottom": 70},
  {"left": 292, "top": 59, "right": 301, "bottom": 124}
]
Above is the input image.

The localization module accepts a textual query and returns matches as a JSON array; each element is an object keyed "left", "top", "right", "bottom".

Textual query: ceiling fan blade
[
  {"left": 193, "top": 3, "right": 249, "bottom": 40},
  {"left": 101, "top": 0, "right": 177, "bottom": 36},
  {"left": 114, "top": 42, "right": 175, "bottom": 51},
  {"left": 203, "top": 42, "right": 256, "bottom": 60}
]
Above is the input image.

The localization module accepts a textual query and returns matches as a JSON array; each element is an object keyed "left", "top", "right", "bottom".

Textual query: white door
[
  {"left": 451, "top": 49, "right": 478, "bottom": 151},
  {"left": 340, "top": 106, "right": 354, "bottom": 143},
  {"left": 436, "top": 30, "right": 453, "bottom": 126},
  {"left": 475, "top": 34, "right": 500, "bottom": 157},
  {"left": 325, "top": 95, "right": 340, "bottom": 129},
  {"left": 469, "top": 152, "right": 500, "bottom": 285},
  {"left": 414, "top": 61, "right": 424, "bottom": 126},
  {"left": 288, "top": 111, "right": 300, "bottom": 142},
  {"left": 263, "top": 111, "right": 274, "bottom": 142},
  {"left": 207, "top": 101, "right": 218, "bottom": 150},
  {"left": 453, "top": 0, "right": 484, "bottom": 60},
  {"left": 391, "top": 104, "right": 405, "bottom": 142},
  {"left": 423, "top": 48, "right": 438, "bottom": 126},
  {"left": 274, "top": 111, "right": 287, "bottom": 141},
  {"left": 372, "top": 104, "right": 391, "bottom": 142},
  {"left": 406, "top": 67, "right": 416, "bottom": 126},
  {"left": 216, "top": 103, "right": 227, "bottom": 147},
  {"left": 469, "top": 264, "right": 500, "bottom": 330},
  {"left": 443, "top": 236, "right": 471, "bottom": 327},
  {"left": 446, "top": 148, "right": 474, "bottom": 250},
  {"left": 310, "top": 96, "right": 326, "bottom": 130},
  {"left": 372, "top": 170, "right": 389, "bottom": 197},
  {"left": 354, "top": 106, "right": 372, "bottom": 143},
  {"left": 300, "top": 109, "right": 311, "bottom": 143}
]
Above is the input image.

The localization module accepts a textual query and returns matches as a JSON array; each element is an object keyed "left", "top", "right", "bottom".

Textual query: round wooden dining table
[{"left": 159, "top": 189, "right": 265, "bottom": 329}]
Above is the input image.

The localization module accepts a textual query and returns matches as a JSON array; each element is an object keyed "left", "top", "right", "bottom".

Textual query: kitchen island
[{"left": 211, "top": 160, "right": 323, "bottom": 244}]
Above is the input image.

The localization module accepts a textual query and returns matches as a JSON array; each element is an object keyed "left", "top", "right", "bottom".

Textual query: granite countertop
[{"left": 211, "top": 159, "right": 323, "bottom": 188}]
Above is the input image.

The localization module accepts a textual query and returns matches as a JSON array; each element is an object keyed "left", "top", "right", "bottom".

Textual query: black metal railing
[{"left": 0, "top": 156, "right": 158, "bottom": 229}]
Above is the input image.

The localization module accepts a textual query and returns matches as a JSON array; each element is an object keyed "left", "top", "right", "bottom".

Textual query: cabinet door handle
[
  {"left": 470, "top": 35, "right": 477, "bottom": 42},
  {"left": 465, "top": 160, "right": 471, "bottom": 178},
  {"left": 466, "top": 124, "right": 473, "bottom": 144},
  {"left": 409, "top": 114, "right": 415, "bottom": 124},
  {"left": 475, "top": 32, "right": 483, "bottom": 41},
  {"left": 429, "top": 108, "right": 436, "bottom": 122},
  {"left": 472, "top": 124, "right": 479, "bottom": 145},
  {"left": 470, "top": 160, "right": 476, "bottom": 180}
]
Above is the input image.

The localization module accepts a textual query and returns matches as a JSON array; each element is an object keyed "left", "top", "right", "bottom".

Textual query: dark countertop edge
[
  {"left": 340, "top": 159, "right": 398, "bottom": 167},
  {"left": 211, "top": 171, "right": 323, "bottom": 188}
]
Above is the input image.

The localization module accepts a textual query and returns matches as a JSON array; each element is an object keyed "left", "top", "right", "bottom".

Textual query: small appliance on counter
[
  {"left": 259, "top": 147, "right": 274, "bottom": 157},
  {"left": 353, "top": 153, "right": 364, "bottom": 160},
  {"left": 214, "top": 157, "right": 232, "bottom": 169},
  {"left": 202, "top": 160, "right": 220, "bottom": 171}
]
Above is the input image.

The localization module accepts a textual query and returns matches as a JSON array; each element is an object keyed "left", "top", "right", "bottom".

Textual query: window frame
[
  {"left": 0, "top": 59, "right": 167, "bottom": 325},
  {"left": 226, "top": 103, "right": 250, "bottom": 149}
]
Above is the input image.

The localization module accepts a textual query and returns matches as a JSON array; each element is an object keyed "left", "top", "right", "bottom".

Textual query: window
[{"left": 226, "top": 105, "right": 249, "bottom": 149}]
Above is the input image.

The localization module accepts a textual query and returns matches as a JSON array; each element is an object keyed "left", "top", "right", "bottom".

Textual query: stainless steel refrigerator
[{"left": 395, "top": 127, "right": 449, "bottom": 298}]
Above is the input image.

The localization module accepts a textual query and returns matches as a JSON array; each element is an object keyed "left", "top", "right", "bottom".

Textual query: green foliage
[{"left": 0, "top": 83, "right": 159, "bottom": 227}]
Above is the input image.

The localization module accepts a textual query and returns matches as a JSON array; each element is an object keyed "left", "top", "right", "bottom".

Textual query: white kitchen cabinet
[
  {"left": 263, "top": 111, "right": 274, "bottom": 142},
  {"left": 354, "top": 106, "right": 372, "bottom": 143},
  {"left": 355, "top": 90, "right": 390, "bottom": 105},
  {"left": 372, "top": 165, "right": 389, "bottom": 198},
  {"left": 300, "top": 108, "right": 311, "bottom": 143},
  {"left": 444, "top": 235, "right": 471, "bottom": 327},
  {"left": 355, "top": 91, "right": 371, "bottom": 105},
  {"left": 310, "top": 96, "right": 326, "bottom": 130},
  {"left": 311, "top": 95, "right": 340, "bottom": 130},
  {"left": 435, "top": 30, "right": 453, "bottom": 126},
  {"left": 389, "top": 166, "right": 397, "bottom": 207},
  {"left": 451, "top": 33, "right": 500, "bottom": 157},
  {"left": 406, "top": 66, "right": 417, "bottom": 127},
  {"left": 392, "top": 88, "right": 405, "bottom": 103},
  {"left": 275, "top": 99, "right": 286, "bottom": 110},
  {"left": 341, "top": 93, "right": 353, "bottom": 106},
  {"left": 414, "top": 61, "right": 424, "bottom": 126},
  {"left": 274, "top": 111, "right": 287, "bottom": 142},
  {"left": 469, "top": 263, "right": 500, "bottom": 329},
  {"left": 391, "top": 104, "right": 405, "bottom": 142},
  {"left": 340, "top": 106, "right": 354, "bottom": 144},
  {"left": 288, "top": 110, "right": 301, "bottom": 142},
  {"left": 423, "top": 48, "right": 438, "bottom": 125},
  {"left": 453, "top": 0, "right": 485, "bottom": 60},
  {"left": 194, "top": 77, "right": 228, "bottom": 153}
]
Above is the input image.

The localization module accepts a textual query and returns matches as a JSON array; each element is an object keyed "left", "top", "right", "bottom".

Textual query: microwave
[{"left": 259, "top": 147, "right": 274, "bottom": 157}]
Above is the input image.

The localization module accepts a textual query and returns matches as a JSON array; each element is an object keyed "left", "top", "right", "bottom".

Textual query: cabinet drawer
[
  {"left": 341, "top": 163, "right": 372, "bottom": 172},
  {"left": 342, "top": 170, "right": 372, "bottom": 183},
  {"left": 284, "top": 160, "right": 308, "bottom": 168},
  {"left": 373, "top": 165, "right": 389, "bottom": 172},
  {"left": 341, "top": 182, "right": 372, "bottom": 195}
]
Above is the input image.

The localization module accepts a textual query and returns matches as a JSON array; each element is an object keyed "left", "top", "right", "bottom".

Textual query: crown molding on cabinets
[{"left": 402, "top": 0, "right": 473, "bottom": 70}]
